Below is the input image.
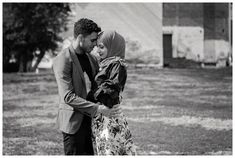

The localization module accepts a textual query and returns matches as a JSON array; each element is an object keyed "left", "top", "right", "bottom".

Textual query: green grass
[{"left": 3, "top": 67, "right": 232, "bottom": 155}]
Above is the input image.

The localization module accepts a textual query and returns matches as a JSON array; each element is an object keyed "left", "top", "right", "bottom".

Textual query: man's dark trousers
[{"left": 62, "top": 115, "right": 94, "bottom": 155}]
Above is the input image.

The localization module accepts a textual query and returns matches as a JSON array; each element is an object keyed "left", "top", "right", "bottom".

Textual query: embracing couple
[{"left": 52, "top": 18, "right": 136, "bottom": 155}]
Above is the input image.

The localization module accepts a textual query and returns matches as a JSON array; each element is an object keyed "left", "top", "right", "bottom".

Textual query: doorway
[{"left": 163, "top": 34, "right": 173, "bottom": 67}]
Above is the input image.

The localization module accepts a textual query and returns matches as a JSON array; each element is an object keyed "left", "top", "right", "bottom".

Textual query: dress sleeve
[{"left": 94, "top": 61, "right": 127, "bottom": 108}]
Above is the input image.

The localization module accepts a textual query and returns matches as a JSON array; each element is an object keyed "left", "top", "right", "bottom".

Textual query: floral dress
[{"left": 87, "top": 57, "right": 136, "bottom": 155}]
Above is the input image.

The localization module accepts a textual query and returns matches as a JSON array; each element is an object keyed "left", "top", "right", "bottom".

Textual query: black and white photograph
[{"left": 2, "top": 0, "right": 233, "bottom": 156}]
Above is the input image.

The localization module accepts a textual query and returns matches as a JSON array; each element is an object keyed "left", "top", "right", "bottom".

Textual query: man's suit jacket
[{"left": 52, "top": 45, "right": 99, "bottom": 134}]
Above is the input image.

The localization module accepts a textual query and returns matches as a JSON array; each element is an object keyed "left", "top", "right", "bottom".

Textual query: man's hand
[{"left": 96, "top": 104, "right": 122, "bottom": 118}]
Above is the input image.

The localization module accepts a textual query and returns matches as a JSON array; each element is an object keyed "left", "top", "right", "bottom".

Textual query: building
[
  {"left": 163, "top": 3, "right": 232, "bottom": 67},
  {"left": 61, "top": 3, "right": 232, "bottom": 68}
]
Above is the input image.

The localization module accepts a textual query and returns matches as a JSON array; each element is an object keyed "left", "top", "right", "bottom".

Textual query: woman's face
[{"left": 97, "top": 42, "right": 108, "bottom": 59}]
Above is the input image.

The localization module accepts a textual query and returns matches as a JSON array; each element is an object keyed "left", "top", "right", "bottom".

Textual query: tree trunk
[
  {"left": 19, "top": 53, "right": 27, "bottom": 72},
  {"left": 26, "top": 60, "right": 33, "bottom": 72},
  {"left": 19, "top": 49, "right": 34, "bottom": 72},
  {"left": 31, "top": 50, "right": 45, "bottom": 72}
]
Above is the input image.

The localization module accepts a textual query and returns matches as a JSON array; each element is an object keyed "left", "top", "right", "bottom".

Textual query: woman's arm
[{"left": 94, "top": 61, "right": 127, "bottom": 108}]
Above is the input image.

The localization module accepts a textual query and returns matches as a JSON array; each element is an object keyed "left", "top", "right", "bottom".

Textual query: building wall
[
  {"left": 203, "top": 3, "right": 230, "bottom": 65},
  {"left": 163, "top": 3, "right": 231, "bottom": 66},
  {"left": 163, "top": 3, "right": 204, "bottom": 62},
  {"left": 63, "top": 3, "right": 163, "bottom": 66}
]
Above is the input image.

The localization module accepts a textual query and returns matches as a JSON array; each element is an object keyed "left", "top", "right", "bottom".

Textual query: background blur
[{"left": 3, "top": 3, "right": 233, "bottom": 72}]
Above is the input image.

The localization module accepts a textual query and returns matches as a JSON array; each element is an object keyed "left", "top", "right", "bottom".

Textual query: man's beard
[
  {"left": 80, "top": 46, "right": 88, "bottom": 54},
  {"left": 81, "top": 46, "right": 92, "bottom": 54}
]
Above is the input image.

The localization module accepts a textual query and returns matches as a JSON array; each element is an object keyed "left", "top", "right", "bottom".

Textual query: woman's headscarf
[{"left": 98, "top": 30, "right": 125, "bottom": 59}]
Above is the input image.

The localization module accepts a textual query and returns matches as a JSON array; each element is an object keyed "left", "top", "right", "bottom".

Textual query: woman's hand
[
  {"left": 110, "top": 104, "right": 122, "bottom": 117},
  {"left": 96, "top": 104, "right": 122, "bottom": 118}
]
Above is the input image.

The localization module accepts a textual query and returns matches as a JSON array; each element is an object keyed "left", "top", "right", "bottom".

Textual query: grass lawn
[{"left": 3, "top": 67, "right": 232, "bottom": 155}]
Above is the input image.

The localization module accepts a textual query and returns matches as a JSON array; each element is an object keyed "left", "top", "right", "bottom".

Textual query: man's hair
[{"left": 74, "top": 18, "right": 101, "bottom": 38}]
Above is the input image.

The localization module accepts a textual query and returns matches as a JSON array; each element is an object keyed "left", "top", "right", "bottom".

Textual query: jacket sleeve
[
  {"left": 52, "top": 53, "right": 99, "bottom": 118},
  {"left": 94, "top": 61, "right": 127, "bottom": 107}
]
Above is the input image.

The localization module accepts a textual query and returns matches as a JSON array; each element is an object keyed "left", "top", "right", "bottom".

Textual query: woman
[{"left": 87, "top": 30, "right": 136, "bottom": 155}]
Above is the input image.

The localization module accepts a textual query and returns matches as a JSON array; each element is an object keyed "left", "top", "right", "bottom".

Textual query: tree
[{"left": 3, "top": 3, "right": 71, "bottom": 72}]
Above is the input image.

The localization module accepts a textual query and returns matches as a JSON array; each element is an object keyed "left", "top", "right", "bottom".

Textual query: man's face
[{"left": 81, "top": 32, "right": 98, "bottom": 53}]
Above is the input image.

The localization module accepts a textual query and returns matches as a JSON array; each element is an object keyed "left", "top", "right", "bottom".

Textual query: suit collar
[
  {"left": 69, "top": 44, "right": 99, "bottom": 83},
  {"left": 69, "top": 45, "right": 86, "bottom": 85}
]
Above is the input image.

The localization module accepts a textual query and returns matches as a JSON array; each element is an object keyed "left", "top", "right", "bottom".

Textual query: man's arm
[{"left": 53, "top": 53, "right": 99, "bottom": 118}]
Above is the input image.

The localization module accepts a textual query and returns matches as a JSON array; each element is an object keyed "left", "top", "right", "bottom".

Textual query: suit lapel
[{"left": 68, "top": 45, "right": 86, "bottom": 86}]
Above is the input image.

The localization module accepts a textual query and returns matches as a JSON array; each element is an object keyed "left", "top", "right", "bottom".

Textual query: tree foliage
[{"left": 3, "top": 3, "right": 71, "bottom": 72}]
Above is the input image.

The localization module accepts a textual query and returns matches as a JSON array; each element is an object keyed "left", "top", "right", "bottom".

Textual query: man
[{"left": 52, "top": 18, "right": 121, "bottom": 155}]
